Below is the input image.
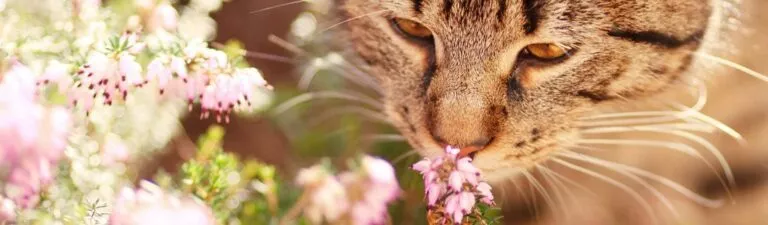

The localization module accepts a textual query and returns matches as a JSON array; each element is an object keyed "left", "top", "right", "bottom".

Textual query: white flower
[{"left": 0, "top": 197, "right": 15, "bottom": 223}]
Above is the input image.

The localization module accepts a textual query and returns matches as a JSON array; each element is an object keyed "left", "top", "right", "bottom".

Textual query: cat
[{"left": 333, "top": 0, "right": 768, "bottom": 224}]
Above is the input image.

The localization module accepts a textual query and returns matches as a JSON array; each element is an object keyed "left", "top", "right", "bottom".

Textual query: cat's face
[{"left": 339, "top": 0, "right": 715, "bottom": 182}]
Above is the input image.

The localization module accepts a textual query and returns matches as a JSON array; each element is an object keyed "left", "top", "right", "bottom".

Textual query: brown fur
[
  {"left": 330, "top": 0, "right": 768, "bottom": 224},
  {"left": 338, "top": 0, "right": 718, "bottom": 181}
]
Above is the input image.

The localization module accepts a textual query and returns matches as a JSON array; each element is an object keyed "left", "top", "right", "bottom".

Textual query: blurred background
[{"left": 155, "top": 0, "right": 768, "bottom": 224}]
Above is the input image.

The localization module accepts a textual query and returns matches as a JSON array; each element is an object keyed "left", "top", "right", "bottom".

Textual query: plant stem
[{"left": 278, "top": 192, "right": 310, "bottom": 225}]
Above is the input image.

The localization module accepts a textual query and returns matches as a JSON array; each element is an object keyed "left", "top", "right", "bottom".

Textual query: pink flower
[
  {"left": 0, "top": 196, "right": 15, "bottom": 223},
  {"left": 0, "top": 60, "right": 71, "bottom": 209},
  {"left": 297, "top": 156, "right": 401, "bottom": 225},
  {"left": 109, "top": 181, "right": 215, "bottom": 225},
  {"left": 351, "top": 156, "right": 401, "bottom": 225},
  {"left": 296, "top": 165, "right": 349, "bottom": 224},
  {"left": 102, "top": 136, "right": 130, "bottom": 165},
  {"left": 448, "top": 171, "right": 463, "bottom": 191},
  {"left": 67, "top": 50, "right": 145, "bottom": 112},
  {"left": 412, "top": 146, "right": 496, "bottom": 224},
  {"left": 152, "top": 4, "right": 179, "bottom": 31},
  {"left": 426, "top": 183, "right": 445, "bottom": 206},
  {"left": 34, "top": 35, "right": 272, "bottom": 123}
]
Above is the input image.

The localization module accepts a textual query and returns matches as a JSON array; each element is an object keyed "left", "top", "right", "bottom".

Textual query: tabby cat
[{"left": 333, "top": 0, "right": 767, "bottom": 224}]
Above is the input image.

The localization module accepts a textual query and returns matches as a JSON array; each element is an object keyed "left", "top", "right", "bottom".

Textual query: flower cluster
[
  {"left": 51, "top": 31, "right": 147, "bottom": 114},
  {"left": 0, "top": 196, "right": 14, "bottom": 222},
  {"left": 109, "top": 181, "right": 216, "bottom": 225},
  {"left": 296, "top": 156, "right": 401, "bottom": 225},
  {"left": 35, "top": 30, "right": 272, "bottom": 122},
  {"left": 0, "top": 60, "right": 71, "bottom": 211},
  {"left": 134, "top": 0, "right": 179, "bottom": 32},
  {"left": 148, "top": 42, "right": 272, "bottom": 123},
  {"left": 412, "top": 147, "right": 495, "bottom": 224}
]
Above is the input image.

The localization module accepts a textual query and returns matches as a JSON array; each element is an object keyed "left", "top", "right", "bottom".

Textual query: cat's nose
[{"left": 437, "top": 137, "right": 492, "bottom": 158}]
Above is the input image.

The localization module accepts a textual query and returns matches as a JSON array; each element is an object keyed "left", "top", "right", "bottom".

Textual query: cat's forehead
[{"left": 378, "top": 0, "right": 583, "bottom": 35}]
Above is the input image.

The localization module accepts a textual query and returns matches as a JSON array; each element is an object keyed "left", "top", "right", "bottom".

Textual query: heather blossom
[
  {"left": 412, "top": 147, "right": 495, "bottom": 224},
  {"left": 34, "top": 30, "right": 273, "bottom": 122},
  {"left": 109, "top": 181, "right": 216, "bottom": 225},
  {"left": 144, "top": 41, "right": 273, "bottom": 123},
  {"left": 135, "top": 0, "right": 179, "bottom": 32},
  {"left": 0, "top": 60, "right": 72, "bottom": 209},
  {"left": 296, "top": 156, "right": 401, "bottom": 225},
  {"left": 0, "top": 196, "right": 14, "bottom": 222},
  {"left": 35, "top": 31, "right": 147, "bottom": 114},
  {"left": 296, "top": 165, "right": 349, "bottom": 223}
]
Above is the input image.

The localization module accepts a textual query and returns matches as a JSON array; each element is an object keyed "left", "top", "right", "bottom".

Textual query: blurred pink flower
[
  {"left": 296, "top": 165, "right": 349, "bottom": 223},
  {"left": 0, "top": 60, "right": 71, "bottom": 209},
  {"left": 109, "top": 181, "right": 215, "bottom": 225},
  {"left": 348, "top": 156, "right": 401, "bottom": 225},
  {"left": 297, "top": 156, "right": 401, "bottom": 225},
  {"left": 0, "top": 196, "right": 15, "bottom": 223},
  {"left": 151, "top": 3, "right": 178, "bottom": 31},
  {"left": 101, "top": 136, "right": 130, "bottom": 165},
  {"left": 68, "top": 50, "right": 144, "bottom": 112},
  {"left": 412, "top": 146, "right": 495, "bottom": 224},
  {"left": 34, "top": 33, "right": 272, "bottom": 123},
  {"left": 143, "top": 44, "right": 272, "bottom": 123}
]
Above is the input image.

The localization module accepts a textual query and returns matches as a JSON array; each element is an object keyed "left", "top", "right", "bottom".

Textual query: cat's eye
[
  {"left": 523, "top": 43, "right": 569, "bottom": 60},
  {"left": 392, "top": 18, "right": 433, "bottom": 40}
]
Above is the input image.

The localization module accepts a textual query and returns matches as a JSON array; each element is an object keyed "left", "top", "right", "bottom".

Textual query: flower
[
  {"left": 412, "top": 147, "right": 496, "bottom": 224},
  {"left": 347, "top": 156, "right": 401, "bottom": 225},
  {"left": 101, "top": 135, "right": 130, "bottom": 165},
  {"left": 297, "top": 156, "right": 401, "bottom": 225},
  {"left": 142, "top": 42, "right": 272, "bottom": 123},
  {"left": 296, "top": 165, "right": 349, "bottom": 224},
  {"left": 0, "top": 196, "right": 15, "bottom": 223},
  {"left": 109, "top": 181, "right": 215, "bottom": 225},
  {"left": 0, "top": 60, "right": 71, "bottom": 209}
]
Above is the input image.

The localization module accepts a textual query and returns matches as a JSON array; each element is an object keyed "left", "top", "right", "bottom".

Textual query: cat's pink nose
[
  {"left": 457, "top": 145, "right": 484, "bottom": 158},
  {"left": 438, "top": 137, "right": 491, "bottom": 158}
]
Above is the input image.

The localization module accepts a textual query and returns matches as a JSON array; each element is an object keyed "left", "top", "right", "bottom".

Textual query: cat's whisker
[
  {"left": 307, "top": 106, "right": 392, "bottom": 127},
  {"left": 535, "top": 165, "right": 572, "bottom": 221},
  {"left": 557, "top": 152, "right": 682, "bottom": 220},
  {"left": 550, "top": 158, "right": 660, "bottom": 225},
  {"left": 250, "top": 0, "right": 306, "bottom": 14},
  {"left": 327, "top": 64, "right": 383, "bottom": 94},
  {"left": 391, "top": 150, "right": 418, "bottom": 164},
  {"left": 667, "top": 102, "right": 748, "bottom": 146},
  {"left": 694, "top": 51, "right": 768, "bottom": 83},
  {"left": 580, "top": 111, "right": 681, "bottom": 121},
  {"left": 580, "top": 123, "right": 715, "bottom": 133},
  {"left": 580, "top": 125, "right": 735, "bottom": 194},
  {"left": 330, "top": 51, "right": 382, "bottom": 86},
  {"left": 210, "top": 42, "right": 298, "bottom": 64},
  {"left": 362, "top": 134, "right": 406, "bottom": 143},
  {"left": 297, "top": 61, "right": 323, "bottom": 90},
  {"left": 522, "top": 171, "right": 555, "bottom": 221},
  {"left": 537, "top": 165, "right": 599, "bottom": 198},
  {"left": 507, "top": 178, "right": 539, "bottom": 219},
  {"left": 581, "top": 80, "right": 706, "bottom": 124},
  {"left": 577, "top": 116, "right": 694, "bottom": 128},
  {"left": 559, "top": 151, "right": 725, "bottom": 208},
  {"left": 271, "top": 91, "right": 383, "bottom": 116},
  {"left": 576, "top": 139, "right": 705, "bottom": 160},
  {"left": 268, "top": 34, "right": 306, "bottom": 55},
  {"left": 689, "top": 78, "right": 709, "bottom": 112},
  {"left": 298, "top": 52, "right": 381, "bottom": 93},
  {"left": 318, "top": 10, "right": 391, "bottom": 34},
  {"left": 267, "top": 35, "right": 383, "bottom": 94}
]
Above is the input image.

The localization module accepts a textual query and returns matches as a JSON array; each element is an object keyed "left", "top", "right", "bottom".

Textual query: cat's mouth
[{"left": 438, "top": 143, "right": 487, "bottom": 159}]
